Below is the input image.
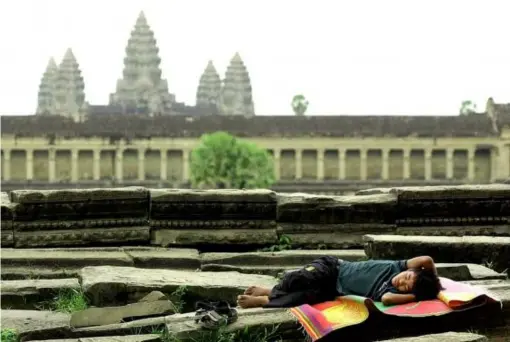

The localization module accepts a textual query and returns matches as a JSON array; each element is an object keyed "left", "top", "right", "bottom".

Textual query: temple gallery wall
[{"left": 0, "top": 137, "right": 500, "bottom": 183}]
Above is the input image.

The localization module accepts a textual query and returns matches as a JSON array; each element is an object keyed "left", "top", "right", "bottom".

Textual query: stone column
[
  {"left": 381, "top": 149, "right": 389, "bottom": 180},
  {"left": 338, "top": 149, "right": 346, "bottom": 180},
  {"left": 295, "top": 149, "right": 302, "bottom": 180},
  {"left": 160, "top": 149, "right": 167, "bottom": 181},
  {"left": 48, "top": 149, "right": 56, "bottom": 182},
  {"left": 93, "top": 150, "right": 100, "bottom": 180},
  {"left": 71, "top": 149, "right": 78, "bottom": 182},
  {"left": 467, "top": 148, "right": 476, "bottom": 182},
  {"left": 273, "top": 149, "right": 281, "bottom": 181},
  {"left": 26, "top": 149, "right": 33, "bottom": 181},
  {"left": 3, "top": 149, "right": 11, "bottom": 181},
  {"left": 403, "top": 149, "right": 410, "bottom": 179},
  {"left": 182, "top": 150, "right": 190, "bottom": 182},
  {"left": 115, "top": 149, "right": 124, "bottom": 182},
  {"left": 446, "top": 148, "right": 454, "bottom": 180},
  {"left": 317, "top": 149, "right": 325, "bottom": 181},
  {"left": 360, "top": 149, "right": 367, "bottom": 181},
  {"left": 138, "top": 149, "right": 145, "bottom": 181},
  {"left": 424, "top": 149, "right": 432, "bottom": 180}
]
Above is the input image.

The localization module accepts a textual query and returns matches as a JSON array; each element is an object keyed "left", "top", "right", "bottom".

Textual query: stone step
[
  {"left": 1, "top": 278, "right": 80, "bottom": 310},
  {"left": 2, "top": 280, "right": 509, "bottom": 342},
  {"left": 364, "top": 235, "right": 510, "bottom": 273},
  {"left": 0, "top": 247, "right": 201, "bottom": 280},
  {"left": 380, "top": 332, "right": 488, "bottom": 341},
  {"left": 80, "top": 266, "right": 278, "bottom": 307},
  {"left": 200, "top": 249, "right": 366, "bottom": 266}
]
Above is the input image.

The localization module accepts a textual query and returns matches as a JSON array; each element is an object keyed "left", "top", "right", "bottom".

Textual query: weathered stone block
[
  {"left": 1, "top": 192, "right": 14, "bottom": 247},
  {"left": 10, "top": 187, "right": 150, "bottom": 247},
  {"left": 165, "top": 308, "right": 298, "bottom": 341},
  {"left": 1, "top": 278, "right": 80, "bottom": 309},
  {"left": 396, "top": 224, "right": 510, "bottom": 237},
  {"left": 200, "top": 249, "right": 366, "bottom": 276},
  {"left": 151, "top": 228, "right": 277, "bottom": 248},
  {"left": 364, "top": 235, "right": 510, "bottom": 273},
  {"left": 150, "top": 189, "right": 277, "bottom": 222},
  {"left": 80, "top": 266, "right": 278, "bottom": 307},
  {"left": 70, "top": 300, "right": 176, "bottom": 328},
  {"left": 278, "top": 222, "right": 396, "bottom": 248},
  {"left": 1, "top": 310, "right": 71, "bottom": 341},
  {"left": 277, "top": 193, "right": 397, "bottom": 224}
]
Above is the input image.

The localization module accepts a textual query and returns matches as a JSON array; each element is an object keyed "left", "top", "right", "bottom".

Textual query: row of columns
[
  {"left": 1, "top": 149, "right": 191, "bottom": 182},
  {"left": 1, "top": 147, "right": 480, "bottom": 182},
  {"left": 273, "top": 148, "right": 477, "bottom": 181}
]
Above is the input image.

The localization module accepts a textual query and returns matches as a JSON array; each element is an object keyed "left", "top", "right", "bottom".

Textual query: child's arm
[
  {"left": 406, "top": 256, "right": 438, "bottom": 275},
  {"left": 381, "top": 292, "right": 416, "bottom": 306}
]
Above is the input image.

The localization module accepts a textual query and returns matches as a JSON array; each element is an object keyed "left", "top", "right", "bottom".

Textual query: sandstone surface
[
  {"left": 1, "top": 278, "right": 80, "bottom": 309},
  {"left": 1, "top": 191, "right": 14, "bottom": 246},
  {"left": 1, "top": 310, "right": 71, "bottom": 341},
  {"left": 364, "top": 235, "right": 510, "bottom": 273},
  {"left": 277, "top": 192, "right": 397, "bottom": 224},
  {"left": 80, "top": 266, "right": 278, "bottom": 306},
  {"left": 70, "top": 300, "right": 175, "bottom": 328}
]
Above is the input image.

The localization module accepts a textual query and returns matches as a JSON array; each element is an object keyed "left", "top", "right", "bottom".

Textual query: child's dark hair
[{"left": 411, "top": 269, "right": 443, "bottom": 301}]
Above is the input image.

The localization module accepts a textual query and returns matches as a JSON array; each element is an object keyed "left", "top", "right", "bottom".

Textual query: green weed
[
  {"left": 1, "top": 329, "right": 18, "bottom": 342},
  {"left": 260, "top": 234, "right": 292, "bottom": 252},
  {"left": 38, "top": 288, "right": 89, "bottom": 313},
  {"left": 169, "top": 285, "right": 188, "bottom": 313}
]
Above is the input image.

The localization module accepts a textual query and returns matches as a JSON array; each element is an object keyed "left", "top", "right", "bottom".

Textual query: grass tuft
[
  {"left": 169, "top": 285, "right": 188, "bottom": 313},
  {"left": 1, "top": 329, "right": 18, "bottom": 342},
  {"left": 38, "top": 288, "right": 89, "bottom": 313}
]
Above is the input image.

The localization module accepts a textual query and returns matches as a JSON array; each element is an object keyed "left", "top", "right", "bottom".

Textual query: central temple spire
[
  {"left": 219, "top": 52, "right": 255, "bottom": 116},
  {"left": 110, "top": 11, "right": 175, "bottom": 115}
]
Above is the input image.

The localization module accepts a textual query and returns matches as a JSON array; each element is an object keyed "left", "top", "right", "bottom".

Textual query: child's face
[{"left": 391, "top": 270, "right": 418, "bottom": 293}]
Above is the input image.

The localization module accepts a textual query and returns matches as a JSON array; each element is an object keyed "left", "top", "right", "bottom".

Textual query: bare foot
[
  {"left": 237, "top": 295, "right": 269, "bottom": 309},
  {"left": 243, "top": 286, "right": 271, "bottom": 297}
]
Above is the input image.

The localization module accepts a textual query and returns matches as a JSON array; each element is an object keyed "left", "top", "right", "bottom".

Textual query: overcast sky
[{"left": 1, "top": 0, "right": 509, "bottom": 116}]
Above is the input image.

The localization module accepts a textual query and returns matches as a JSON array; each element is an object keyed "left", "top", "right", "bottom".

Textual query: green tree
[
  {"left": 459, "top": 100, "right": 477, "bottom": 115},
  {"left": 291, "top": 94, "right": 309, "bottom": 116},
  {"left": 190, "top": 131, "right": 275, "bottom": 189}
]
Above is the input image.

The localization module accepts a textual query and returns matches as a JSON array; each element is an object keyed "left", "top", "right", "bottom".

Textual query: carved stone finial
[
  {"left": 220, "top": 52, "right": 255, "bottom": 116},
  {"left": 36, "top": 57, "right": 59, "bottom": 115},
  {"left": 196, "top": 60, "right": 221, "bottom": 114},
  {"left": 110, "top": 11, "right": 175, "bottom": 115}
]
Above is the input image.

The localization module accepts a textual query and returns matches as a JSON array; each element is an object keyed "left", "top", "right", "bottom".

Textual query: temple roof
[{"left": 0, "top": 113, "right": 498, "bottom": 139}]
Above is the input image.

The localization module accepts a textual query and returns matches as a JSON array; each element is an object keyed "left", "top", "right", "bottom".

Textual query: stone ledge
[
  {"left": 1, "top": 278, "right": 80, "bottom": 309},
  {"left": 80, "top": 266, "right": 278, "bottom": 307},
  {"left": 364, "top": 235, "right": 510, "bottom": 273}
]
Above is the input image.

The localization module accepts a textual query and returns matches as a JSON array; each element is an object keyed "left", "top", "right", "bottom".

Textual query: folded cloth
[{"left": 290, "top": 277, "right": 502, "bottom": 342}]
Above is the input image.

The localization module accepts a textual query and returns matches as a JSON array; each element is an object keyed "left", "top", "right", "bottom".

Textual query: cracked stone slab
[
  {"left": 1, "top": 278, "right": 80, "bottom": 309},
  {"left": 1, "top": 310, "right": 71, "bottom": 341},
  {"left": 80, "top": 266, "right": 278, "bottom": 307}
]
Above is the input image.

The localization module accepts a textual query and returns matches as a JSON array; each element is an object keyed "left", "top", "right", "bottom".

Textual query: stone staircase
[{"left": 1, "top": 184, "right": 510, "bottom": 341}]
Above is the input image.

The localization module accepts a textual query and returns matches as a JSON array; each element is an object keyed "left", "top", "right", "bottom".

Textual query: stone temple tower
[
  {"left": 37, "top": 49, "right": 88, "bottom": 122},
  {"left": 36, "top": 57, "right": 58, "bottom": 115},
  {"left": 219, "top": 53, "right": 255, "bottom": 116},
  {"left": 109, "top": 11, "right": 175, "bottom": 115},
  {"left": 196, "top": 60, "right": 221, "bottom": 114}
]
